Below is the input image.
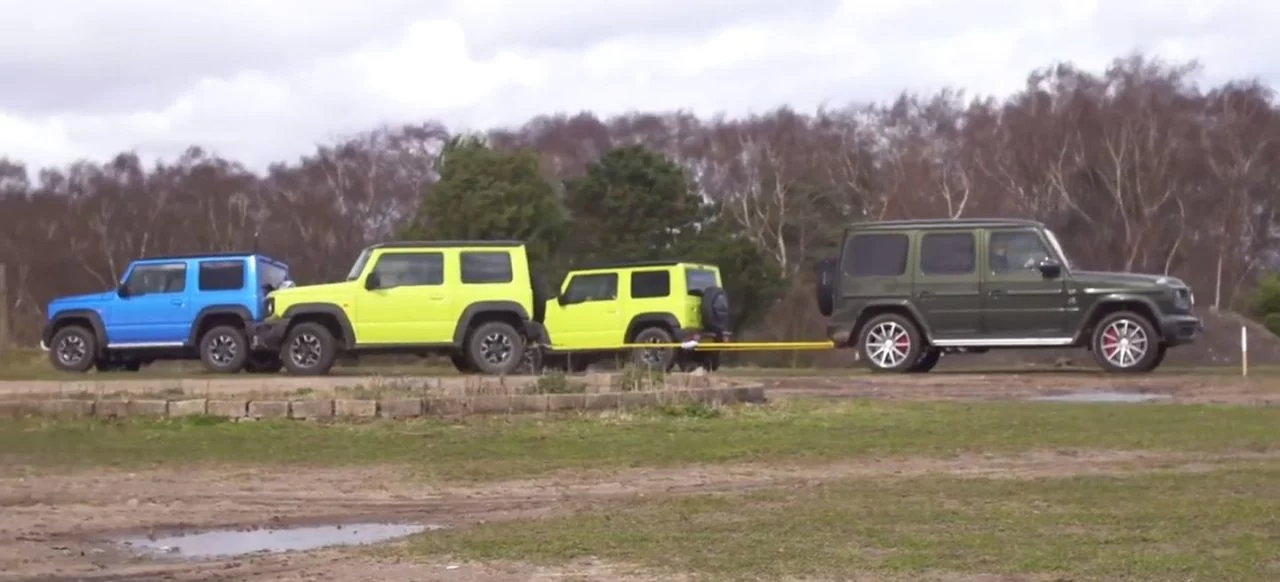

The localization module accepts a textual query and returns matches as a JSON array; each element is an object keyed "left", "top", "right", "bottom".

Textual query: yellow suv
[
  {"left": 251, "top": 240, "right": 538, "bottom": 375},
  {"left": 532, "top": 260, "right": 731, "bottom": 372}
]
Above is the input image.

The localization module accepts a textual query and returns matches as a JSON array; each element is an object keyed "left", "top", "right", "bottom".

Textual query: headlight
[{"left": 1171, "top": 288, "right": 1192, "bottom": 310}]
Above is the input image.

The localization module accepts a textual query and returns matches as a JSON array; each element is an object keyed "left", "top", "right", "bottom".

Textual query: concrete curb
[{"left": 0, "top": 385, "right": 766, "bottom": 420}]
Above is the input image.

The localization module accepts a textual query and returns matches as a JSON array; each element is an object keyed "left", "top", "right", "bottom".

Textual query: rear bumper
[
  {"left": 249, "top": 318, "right": 290, "bottom": 351},
  {"left": 1159, "top": 314, "right": 1202, "bottom": 347}
]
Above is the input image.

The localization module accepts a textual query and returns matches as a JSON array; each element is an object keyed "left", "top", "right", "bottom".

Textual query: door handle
[
  {"left": 170, "top": 299, "right": 184, "bottom": 306},
  {"left": 428, "top": 295, "right": 445, "bottom": 301},
  {"left": 917, "top": 291, "right": 934, "bottom": 298},
  {"left": 988, "top": 289, "right": 1006, "bottom": 298}
]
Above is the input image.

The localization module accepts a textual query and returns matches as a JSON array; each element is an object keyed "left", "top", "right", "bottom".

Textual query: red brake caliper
[{"left": 1103, "top": 328, "right": 1119, "bottom": 356}]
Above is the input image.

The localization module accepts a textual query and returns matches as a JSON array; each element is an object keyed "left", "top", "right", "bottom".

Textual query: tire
[
  {"left": 49, "top": 325, "right": 97, "bottom": 373},
  {"left": 199, "top": 325, "right": 249, "bottom": 374},
  {"left": 465, "top": 321, "right": 526, "bottom": 375},
  {"left": 450, "top": 354, "right": 476, "bottom": 374},
  {"left": 1090, "top": 311, "right": 1160, "bottom": 374},
  {"left": 857, "top": 313, "right": 925, "bottom": 373},
  {"left": 699, "top": 286, "right": 732, "bottom": 335},
  {"left": 281, "top": 322, "right": 338, "bottom": 376},
  {"left": 245, "top": 353, "right": 282, "bottom": 374},
  {"left": 1149, "top": 345, "right": 1167, "bottom": 370},
  {"left": 631, "top": 326, "right": 676, "bottom": 371},
  {"left": 907, "top": 349, "right": 941, "bottom": 373},
  {"left": 815, "top": 257, "right": 837, "bottom": 317}
]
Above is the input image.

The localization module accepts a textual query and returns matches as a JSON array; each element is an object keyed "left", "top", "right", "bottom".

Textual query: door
[
  {"left": 544, "top": 272, "right": 623, "bottom": 349},
  {"left": 105, "top": 262, "right": 193, "bottom": 346},
  {"left": 355, "top": 251, "right": 452, "bottom": 344},
  {"left": 980, "top": 228, "right": 1069, "bottom": 338},
  {"left": 914, "top": 230, "right": 982, "bottom": 338}
]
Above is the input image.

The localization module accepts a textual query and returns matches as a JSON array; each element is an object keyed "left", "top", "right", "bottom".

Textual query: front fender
[{"left": 44, "top": 309, "right": 108, "bottom": 350}]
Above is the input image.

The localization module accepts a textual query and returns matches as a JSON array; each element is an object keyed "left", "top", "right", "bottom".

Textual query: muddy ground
[{"left": 1, "top": 373, "right": 1276, "bottom": 581}]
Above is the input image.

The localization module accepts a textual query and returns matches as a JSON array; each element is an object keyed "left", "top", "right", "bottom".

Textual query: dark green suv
[{"left": 816, "top": 218, "right": 1202, "bottom": 373}]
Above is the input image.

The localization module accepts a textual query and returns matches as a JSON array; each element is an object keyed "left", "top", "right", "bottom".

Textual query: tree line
[{"left": 2, "top": 52, "right": 1278, "bottom": 352}]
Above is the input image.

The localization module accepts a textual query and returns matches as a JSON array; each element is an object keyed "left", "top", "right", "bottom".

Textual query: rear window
[
  {"left": 685, "top": 268, "right": 719, "bottom": 295},
  {"left": 258, "top": 259, "right": 289, "bottom": 291},
  {"left": 842, "top": 233, "right": 909, "bottom": 276},
  {"left": 460, "top": 251, "right": 513, "bottom": 284},
  {"left": 198, "top": 260, "right": 246, "bottom": 291}
]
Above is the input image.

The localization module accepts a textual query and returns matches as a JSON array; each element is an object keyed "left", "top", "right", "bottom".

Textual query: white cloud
[{"left": 0, "top": 0, "right": 1274, "bottom": 173}]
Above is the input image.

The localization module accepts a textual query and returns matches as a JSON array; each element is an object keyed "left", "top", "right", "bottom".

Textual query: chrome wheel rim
[
  {"left": 289, "top": 332, "right": 322, "bottom": 367},
  {"left": 638, "top": 336, "right": 668, "bottom": 366},
  {"left": 206, "top": 334, "right": 239, "bottom": 365},
  {"left": 1100, "top": 319, "right": 1148, "bottom": 368},
  {"left": 480, "top": 332, "right": 513, "bottom": 364},
  {"left": 56, "top": 335, "right": 87, "bottom": 366},
  {"left": 866, "top": 322, "right": 910, "bottom": 368}
]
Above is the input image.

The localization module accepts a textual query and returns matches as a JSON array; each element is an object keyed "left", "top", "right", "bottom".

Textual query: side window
[
  {"left": 198, "top": 260, "right": 246, "bottom": 291},
  {"left": 124, "top": 263, "right": 187, "bottom": 295},
  {"left": 460, "top": 251, "right": 513, "bottom": 284},
  {"left": 371, "top": 252, "right": 444, "bottom": 286},
  {"left": 630, "top": 271, "right": 670, "bottom": 299},
  {"left": 842, "top": 233, "right": 909, "bottom": 276},
  {"left": 989, "top": 230, "right": 1051, "bottom": 273},
  {"left": 919, "top": 232, "right": 975, "bottom": 275},
  {"left": 563, "top": 273, "right": 618, "bottom": 303}
]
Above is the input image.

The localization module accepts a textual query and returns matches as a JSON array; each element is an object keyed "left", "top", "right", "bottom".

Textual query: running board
[{"left": 932, "top": 338, "right": 1074, "bottom": 347}]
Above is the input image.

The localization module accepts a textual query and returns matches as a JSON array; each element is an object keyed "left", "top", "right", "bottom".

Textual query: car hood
[
  {"left": 49, "top": 290, "right": 115, "bottom": 307},
  {"left": 1072, "top": 270, "right": 1188, "bottom": 292}
]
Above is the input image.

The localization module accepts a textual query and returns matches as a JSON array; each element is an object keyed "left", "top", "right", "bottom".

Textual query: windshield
[
  {"left": 345, "top": 249, "right": 372, "bottom": 281},
  {"left": 1042, "top": 228, "right": 1073, "bottom": 269}
]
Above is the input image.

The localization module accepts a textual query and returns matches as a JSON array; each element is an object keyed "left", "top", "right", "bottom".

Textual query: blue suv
[{"left": 41, "top": 253, "right": 291, "bottom": 374}]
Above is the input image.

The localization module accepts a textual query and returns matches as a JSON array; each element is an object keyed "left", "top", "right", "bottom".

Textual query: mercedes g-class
[{"left": 816, "top": 218, "right": 1202, "bottom": 373}]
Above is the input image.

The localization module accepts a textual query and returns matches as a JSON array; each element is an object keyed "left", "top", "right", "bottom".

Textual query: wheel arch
[
  {"left": 1076, "top": 296, "right": 1163, "bottom": 345},
  {"left": 46, "top": 309, "right": 108, "bottom": 352},
  {"left": 281, "top": 303, "right": 356, "bottom": 349},
  {"left": 188, "top": 305, "right": 253, "bottom": 346},
  {"left": 847, "top": 301, "right": 932, "bottom": 348},
  {"left": 452, "top": 301, "right": 530, "bottom": 346},
  {"left": 624, "top": 312, "right": 680, "bottom": 343}
]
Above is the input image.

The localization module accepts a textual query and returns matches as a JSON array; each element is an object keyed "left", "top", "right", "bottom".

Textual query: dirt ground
[
  {"left": 4, "top": 448, "right": 1274, "bottom": 582},
  {"left": 1, "top": 373, "right": 1276, "bottom": 581}
]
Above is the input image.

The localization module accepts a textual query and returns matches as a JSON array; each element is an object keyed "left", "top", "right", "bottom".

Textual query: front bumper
[
  {"left": 249, "top": 318, "right": 290, "bottom": 351},
  {"left": 1159, "top": 314, "right": 1203, "bottom": 346},
  {"left": 39, "top": 322, "right": 54, "bottom": 351}
]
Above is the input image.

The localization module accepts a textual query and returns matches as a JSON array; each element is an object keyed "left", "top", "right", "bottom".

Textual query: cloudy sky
[{"left": 0, "top": 0, "right": 1270, "bottom": 172}]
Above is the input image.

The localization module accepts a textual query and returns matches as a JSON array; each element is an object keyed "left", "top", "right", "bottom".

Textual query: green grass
[
  {"left": 411, "top": 464, "right": 1280, "bottom": 580},
  {"left": 1, "top": 400, "right": 1276, "bottom": 481}
]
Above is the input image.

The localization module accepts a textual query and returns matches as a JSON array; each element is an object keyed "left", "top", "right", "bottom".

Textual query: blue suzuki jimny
[{"left": 42, "top": 253, "right": 292, "bottom": 374}]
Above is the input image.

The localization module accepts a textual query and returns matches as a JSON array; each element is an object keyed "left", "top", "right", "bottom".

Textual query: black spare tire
[
  {"left": 815, "top": 256, "right": 837, "bottom": 317},
  {"left": 699, "top": 286, "right": 731, "bottom": 334}
]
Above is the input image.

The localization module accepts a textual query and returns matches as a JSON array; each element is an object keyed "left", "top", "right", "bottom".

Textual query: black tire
[
  {"left": 199, "top": 325, "right": 249, "bottom": 374},
  {"left": 49, "top": 326, "right": 97, "bottom": 373},
  {"left": 815, "top": 257, "right": 837, "bottom": 317},
  {"left": 450, "top": 353, "right": 477, "bottom": 374},
  {"left": 281, "top": 322, "right": 338, "bottom": 376},
  {"left": 631, "top": 326, "right": 676, "bottom": 371},
  {"left": 907, "top": 349, "right": 941, "bottom": 373},
  {"left": 1149, "top": 345, "right": 1167, "bottom": 370},
  {"left": 857, "top": 313, "right": 925, "bottom": 373},
  {"left": 1090, "top": 311, "right": 1161, "bottom": 374},
  {"left": 699, "top": 286, "right": 732, "bottom": 335},
  {"left": 465, "top": 321, "right": 526, "bottom": 375},
  {"left": 245, "top": 353, "right": 282, "bottom": 374}
]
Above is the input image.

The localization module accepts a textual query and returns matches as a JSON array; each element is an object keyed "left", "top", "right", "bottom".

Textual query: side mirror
[
  {"left": 364, "top": 272, "right": 381, "bottom": 290},
  {"left": 116, "top": 286, "right": 130, "bottom": 298},
  {"left": 1037, "top": 258, "right": 1062, "bottom": 279}
]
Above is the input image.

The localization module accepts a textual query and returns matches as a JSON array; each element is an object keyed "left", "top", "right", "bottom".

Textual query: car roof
[
  {"left": 567, "top": 260, "right": 719, "bottom": 272},
  {"left": 366, "top": 240, "right": 526, "bottom": 250},
  {"left": 847, "top": 218, "right": 1044, "bottom": 232},
  {"left": 134, "top": 252, "right": 286, "bottom": 266}
]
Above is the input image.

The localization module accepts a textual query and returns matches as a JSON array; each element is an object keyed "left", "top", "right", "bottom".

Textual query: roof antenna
[{"left": 252, "top": 230, "right": 260, "bottom": 254}]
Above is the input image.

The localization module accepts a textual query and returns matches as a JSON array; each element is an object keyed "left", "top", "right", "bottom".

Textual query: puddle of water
[
  {"left": 1030, "top": 391, "right": 1171, "bottom": 403},
  {"left": 118, "top": 522, "right": 443, "bottom": 559}
]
